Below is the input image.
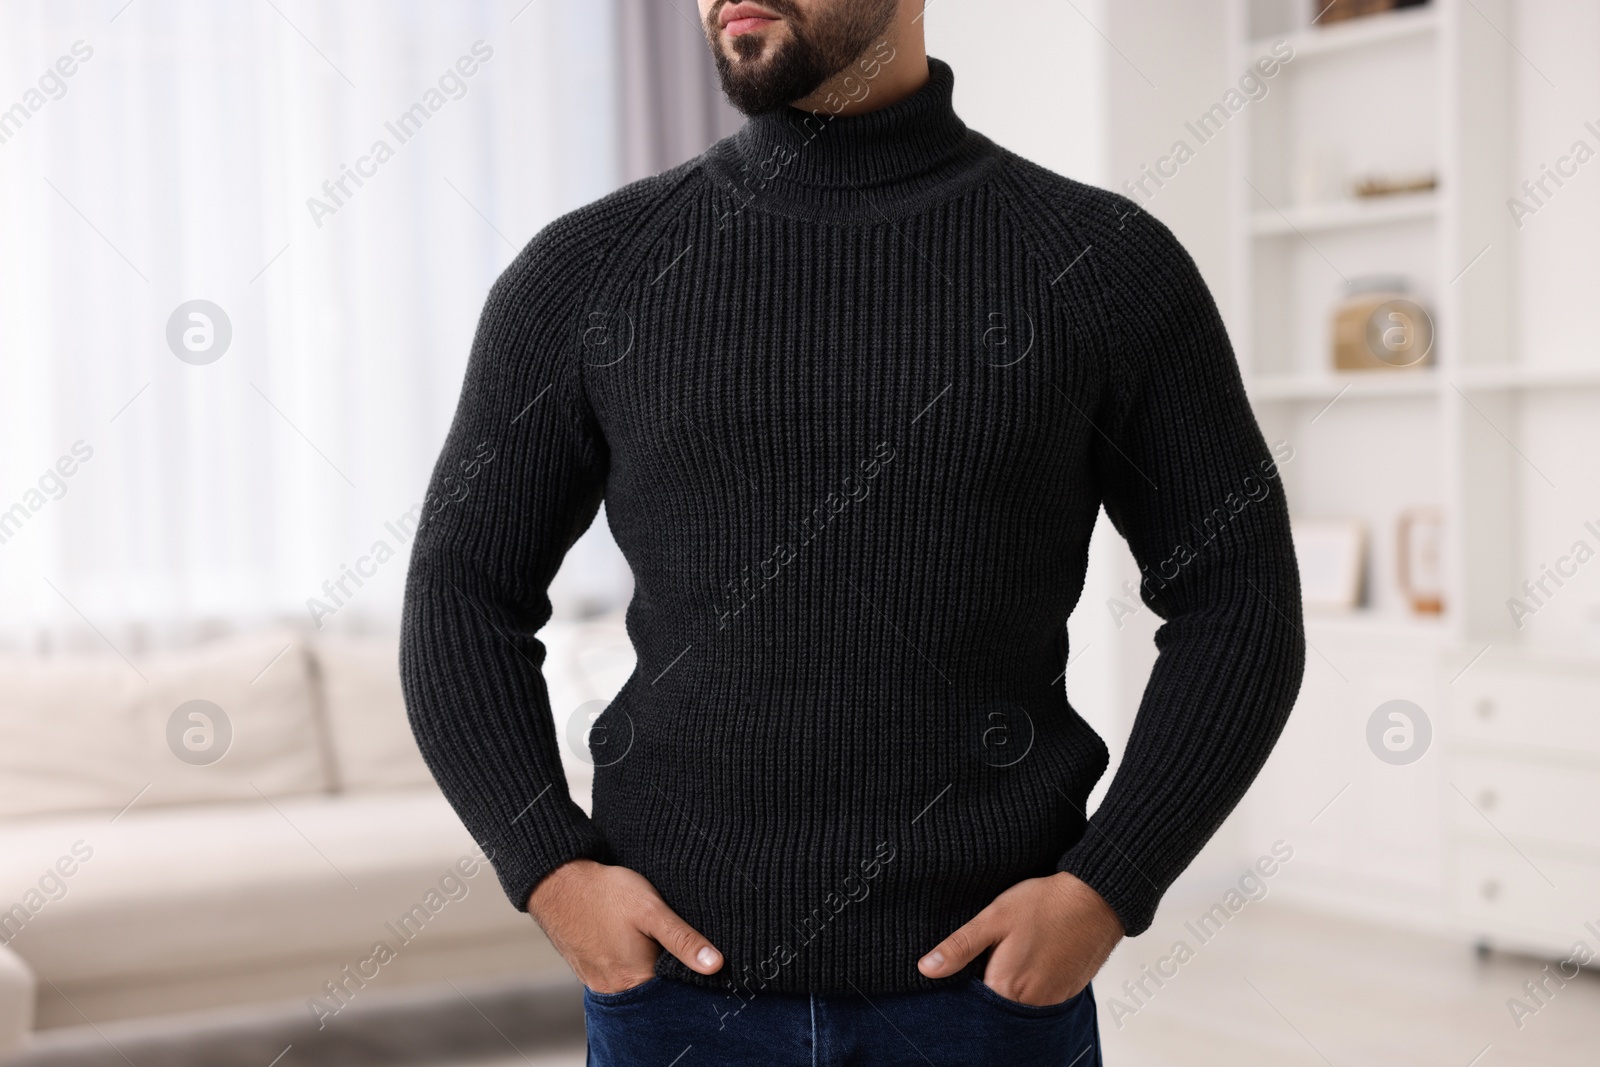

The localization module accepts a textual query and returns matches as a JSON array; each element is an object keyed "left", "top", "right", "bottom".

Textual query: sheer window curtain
[{"left": 0, "top": 0, "right": 667, "bottom": 654}]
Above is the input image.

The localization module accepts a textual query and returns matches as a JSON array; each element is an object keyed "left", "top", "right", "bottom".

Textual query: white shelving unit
[
  {"left": 1259, "top": 1, "right": 1441, "bottom": 59},
  {"left": 1455, "top": 364, "right": 1600, "bottom": 392},
  {"left": 1246, "top": 369, "right": 1438, "bottom": 400},
  {"left": 1227, "top": 0, "right": 1515, "bottom": 641},
  {"left": 1227, "top": 0, "right": 1600, "bottom": 958},
  {"left": 1249, "top": 189, "right": 1439, "bottom": 236}
]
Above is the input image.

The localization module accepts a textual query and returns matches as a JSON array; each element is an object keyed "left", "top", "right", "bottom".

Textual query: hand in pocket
[{"left": 528, "top": 859, "right": 723, "bottom": 995}]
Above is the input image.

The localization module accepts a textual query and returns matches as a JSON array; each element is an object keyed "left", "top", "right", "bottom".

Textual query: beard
[{"left": 705, "top": 0, "right": 898, "bottom": 116}]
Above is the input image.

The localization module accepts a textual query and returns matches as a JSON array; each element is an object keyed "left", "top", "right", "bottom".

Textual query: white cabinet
[
  {"left": 1443, "top": 653, "right": 1600, "bottom": 956},
  {"left": 1447, "top": 667, "right": 1600, "bottom": 757},
  {"left": 1452, "top": 843, "right": 1600, "bottom": 953},
  {"left": 1239, "top": 636, "right": 1600, "bottom": 953},
  {"left": 1239, "top": 622, "right": 1447, "bottom": 928}
]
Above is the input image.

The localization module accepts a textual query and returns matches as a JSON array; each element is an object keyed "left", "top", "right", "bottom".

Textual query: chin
[{"left": 724, "top": 40, "right": 774, "bottom": 65}]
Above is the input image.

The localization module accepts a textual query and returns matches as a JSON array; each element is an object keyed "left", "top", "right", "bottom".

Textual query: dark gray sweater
[{"left": 399, "top": 56, "right": 1305, "bottom": 997}]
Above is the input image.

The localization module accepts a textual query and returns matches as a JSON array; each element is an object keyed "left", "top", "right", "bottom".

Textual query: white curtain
[{"left": 0, "top": 0, "right": 631, "bottom": 654}]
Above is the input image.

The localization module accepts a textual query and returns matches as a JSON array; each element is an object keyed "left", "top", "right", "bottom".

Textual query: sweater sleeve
[
  {"left": 1054, "top": 205, "right": 1306, "bottom": 937},
  {"left": 399, "top": 225, "right": 612, "bottom": 913}
]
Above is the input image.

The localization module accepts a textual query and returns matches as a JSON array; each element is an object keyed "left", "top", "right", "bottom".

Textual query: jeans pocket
[
  {"left": 583, "top": 975, "right": 666, "bottom": 1007},
  {"left": 967, "top": 976, "right": 1085, "bottom": 1017}
]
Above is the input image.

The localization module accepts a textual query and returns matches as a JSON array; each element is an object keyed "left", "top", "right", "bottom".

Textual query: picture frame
[{"left": 1291, "top": 517, "right": 1368, "bottom": 612}]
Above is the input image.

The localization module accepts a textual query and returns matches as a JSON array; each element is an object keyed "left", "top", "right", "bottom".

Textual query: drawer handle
[
  {"left": 1481, "top": 880, "right": 1501, "bottom": 901},
  {"left": 1476, "top": 699, "right": 1495, "bottom": 720}
]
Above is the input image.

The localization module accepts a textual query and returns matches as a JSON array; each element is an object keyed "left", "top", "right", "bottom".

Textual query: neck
[
  {"left": 792, "top": 11, "right": 929, "bottom": 117},
  {"left": 703, "top": 56, "right": 1000, "bottom": 222}
]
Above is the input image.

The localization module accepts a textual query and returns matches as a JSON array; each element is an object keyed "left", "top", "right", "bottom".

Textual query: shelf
[
  {"left": 1452, "top": 365, "right": 1600, "bottom": 391},
  {"left": 1244, "top": 365, "right": 1600, "bottom": 401},
  {"left": 1249, "top": 6, "right": 1439, "bottom": 61},
  {"left": 1246, "top": 370, "right": 1438, "bottom": 401},
  {"left": 1251, "top": 192, "right": 1438, "bottom": 237}
]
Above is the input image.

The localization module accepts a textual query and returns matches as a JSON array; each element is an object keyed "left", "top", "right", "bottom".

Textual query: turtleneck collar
[{"left": 701, "top": 56, "right": 1001, "bottom": 222}]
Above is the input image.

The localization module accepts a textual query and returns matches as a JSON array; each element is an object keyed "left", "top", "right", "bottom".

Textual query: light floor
[
  {"left": 447, "top": 901, "right": 1600, "bottom": 1067},
  {"left": 1095, "top": 899, "right": 1596, "bottom": 1067}
]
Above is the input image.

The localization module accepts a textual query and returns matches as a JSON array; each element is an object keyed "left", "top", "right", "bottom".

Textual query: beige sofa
[{"left": 0, "top": 611, "right": 634, "bottom": 1056}]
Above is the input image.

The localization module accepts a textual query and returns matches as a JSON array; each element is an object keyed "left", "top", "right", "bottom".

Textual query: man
[{"left": 400, "top": 1, "right": 1306, "bottom": 1063}]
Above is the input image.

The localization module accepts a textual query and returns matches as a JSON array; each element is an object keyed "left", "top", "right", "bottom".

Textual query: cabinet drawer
[
  {"left": 1450, "top": 669, "right": 1600, "bottom": 755},
  {"left": 1452, "top": 841, "right": 1600, "bottom": 942},
  {"left": 1449, "top": 756, "right": 1600, "bottom": 850}
]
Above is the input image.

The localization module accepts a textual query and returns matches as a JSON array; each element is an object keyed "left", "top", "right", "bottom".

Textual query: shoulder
[
  {"left": 989, "top": 152, "right": 1231, "bottom": 398},
  {"left": 491, "top": 158, "right": 710, "bottom": 304},
  {"left": 991, "top": 149, "right": 1134, "bottom": 230},
  {"left": 990, "top": 149, "right": 1203, "bottom": 296}
]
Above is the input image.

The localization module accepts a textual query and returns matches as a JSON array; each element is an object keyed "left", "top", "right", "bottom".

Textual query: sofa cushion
[
  {"left": 314, "top": 613, "right": 633, "bottom": 811},
  {"left": 0, "top": 791, "right": 524, "bottom": 987},
  {"left": 313, "top": 633, "right": 433, "bottom": 792},
  {"left": 0, "top": 628, "right": 330, "bottom": 820}
]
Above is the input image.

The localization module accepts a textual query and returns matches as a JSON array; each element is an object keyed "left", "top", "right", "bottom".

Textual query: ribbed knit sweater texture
[{"left": 399, "top": 56, "right": 1306, "bottom": 997}]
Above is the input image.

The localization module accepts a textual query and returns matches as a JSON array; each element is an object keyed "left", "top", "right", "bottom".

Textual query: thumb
[
  {"left": 918, "top": 909, "right": 1001, "bottom": 978},
  {"left": 635, "top": 897, "right": 724, "bottom": 975}
]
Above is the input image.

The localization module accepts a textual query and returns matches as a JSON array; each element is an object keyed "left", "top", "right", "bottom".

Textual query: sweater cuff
[
  {"left": 1055, "top": 825, "right": 1161, "bottom": 937},
  {"left": 483, "top": 802, "right": 612, "bottom": 914}
]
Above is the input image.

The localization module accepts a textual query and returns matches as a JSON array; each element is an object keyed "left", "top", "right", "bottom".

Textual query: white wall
[
  {"left": 1103, "top": 0, "right": 1234, "bottom": 314},
  {"left": 1511, "top": 0, "right": 1600, "bottom": 369},
  {"left": 1509, "top": 0, "right": 1600, "bottom": 653},
  {"left": 923, "top": 0, "right": 1107, "bottom": 184}
]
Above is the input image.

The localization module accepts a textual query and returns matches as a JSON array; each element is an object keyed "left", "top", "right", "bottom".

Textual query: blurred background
[{"left": 0, "top": 0, "right": 1597, "bottom": 1064}]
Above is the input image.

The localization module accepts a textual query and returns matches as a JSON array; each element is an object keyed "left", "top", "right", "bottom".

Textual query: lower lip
[{"left": 724, "top": 15, "right": 777, "bottom": 35}]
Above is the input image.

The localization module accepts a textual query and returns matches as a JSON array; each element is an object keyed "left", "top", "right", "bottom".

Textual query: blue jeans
[{"left": 584, "top": 974, "right": 1102, "bottom": 1066}]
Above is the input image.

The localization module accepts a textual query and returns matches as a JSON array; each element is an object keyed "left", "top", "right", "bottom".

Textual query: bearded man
[{"left": 400, "top": 2, "right": 1306, "bottom": 1063}]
